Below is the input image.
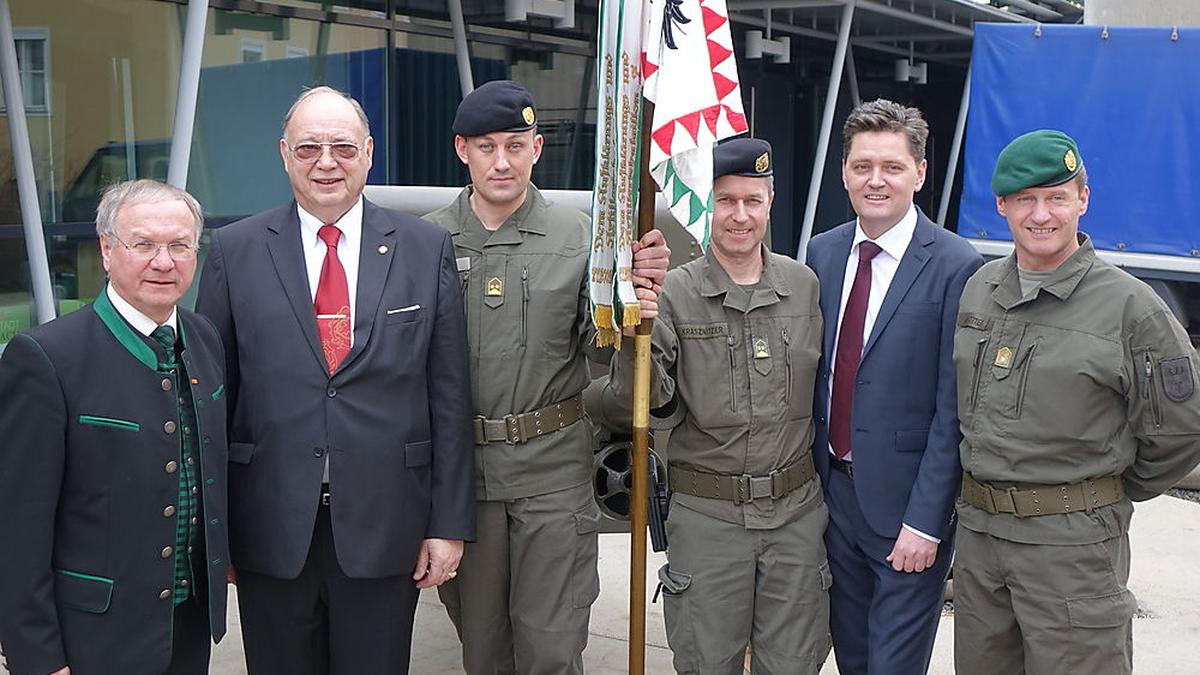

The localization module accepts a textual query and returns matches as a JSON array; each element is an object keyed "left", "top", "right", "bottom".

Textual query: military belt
[
  {"left": 961, "top": 472, "right": 1125, "bottom": 517},
  {"left": 473, "top": 394, "right": 584, "bottom": 446},
  {"left": 668, "top": 453, "right": 816, "bottom": 505}
]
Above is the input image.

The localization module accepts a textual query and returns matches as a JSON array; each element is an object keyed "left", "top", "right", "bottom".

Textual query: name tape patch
[{"left": 678, "top": 322, "right": 729, "bottom": 339}]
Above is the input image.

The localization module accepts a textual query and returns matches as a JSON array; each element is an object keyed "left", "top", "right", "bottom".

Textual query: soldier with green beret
[
  {"left": 423, "top": 79, "right": 670, "bottom": 675},
  {"left": 952, "top": 129, "right": 1200, "bottom": 674},
  {"left": 611, "top": 137, "right": 831, "bottom": 674}
]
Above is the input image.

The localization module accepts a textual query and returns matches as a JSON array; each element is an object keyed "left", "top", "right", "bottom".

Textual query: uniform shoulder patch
[
  {"left": 1160, "top": 356, "right": 1194, "bottom": 402},
  {"left": 677, "top": 322, "right": 729, "bottom": 339}
]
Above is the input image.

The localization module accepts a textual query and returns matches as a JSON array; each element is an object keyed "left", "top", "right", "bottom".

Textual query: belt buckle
[
  {"left": 736, "top": 474, "right": 773, "bottom": 504},
  {"left": 503, "top": 414, "right": 525, "bottom": 445}
]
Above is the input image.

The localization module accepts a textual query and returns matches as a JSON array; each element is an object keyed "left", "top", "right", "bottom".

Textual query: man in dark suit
[
  {"left": 806, "top": 99, "right": 982, "bottom": 675},
  {"left": 0, "top": 179, "right": 229, "bottom": 675},
  {"left": 195, "top": 86, "right": 474, "bottom": 674}
]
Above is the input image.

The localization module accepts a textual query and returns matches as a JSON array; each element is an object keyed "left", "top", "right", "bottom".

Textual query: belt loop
[{"left": 770, "top": 468, "right": 785, "bottom": 499}]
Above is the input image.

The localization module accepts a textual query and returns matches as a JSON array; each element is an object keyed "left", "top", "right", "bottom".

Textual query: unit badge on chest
[
  {"left": 994, "top": 346, "right": 1013, "bottom": 369},
  {"left": 486, "top": 276, "right": 504, "bottom": 297},
  {"left": 753, "top": 337, "right": 771, "bottom": 359}
]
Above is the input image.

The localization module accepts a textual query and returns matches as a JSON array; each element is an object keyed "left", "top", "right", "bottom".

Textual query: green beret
[
  {"left": 453, "top": 80, "right": 537, "bottom": 137},
  {"left": 991, "top": 129, "right": 1083, "bottom": 196},
  {"left": 714, "top": 137, "right": 773, "bottom": 179}
]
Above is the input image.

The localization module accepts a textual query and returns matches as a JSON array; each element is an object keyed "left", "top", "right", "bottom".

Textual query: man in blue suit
[{"left": 806, "top": 99, "right": 982, "bottom": 674}]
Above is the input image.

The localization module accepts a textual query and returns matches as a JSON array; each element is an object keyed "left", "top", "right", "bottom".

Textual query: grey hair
[
  {"left": 95, "top": 179, "right": 204, "bottom": 241},
  {"left": 842, "top": 98, "right": 929, "bottom": 164},
  {"left": 282, "top": 86, "right": 370, "bottom": 137}
]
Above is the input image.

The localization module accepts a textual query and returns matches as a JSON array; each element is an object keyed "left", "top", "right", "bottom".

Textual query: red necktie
[
  {"left": 315, "top": 224, "right": 351, "bottom": 374},
  {"left": 830, "top": 240, "right": 882, "bottom": 460}
]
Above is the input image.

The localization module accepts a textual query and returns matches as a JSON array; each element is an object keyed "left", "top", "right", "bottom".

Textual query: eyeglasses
[
  {"left": 107, "top": 232, "right": 198, "bottom": 262},
  {"left": 284, "top": 141, "right": 363, "bottom": 162}
]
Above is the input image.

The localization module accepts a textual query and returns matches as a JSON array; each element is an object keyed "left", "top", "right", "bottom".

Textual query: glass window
[
  {"left": 189, "top": 7, "right": 388, "bottom": 221},
  {"left": 0, "top": 28, "right": 51, "bottom": 114},
  {"left": 0, "top": 0, "right": 183, "bottom": 344}
]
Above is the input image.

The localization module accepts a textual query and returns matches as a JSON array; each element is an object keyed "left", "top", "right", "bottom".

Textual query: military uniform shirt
[
  {"left": 613, "top": 247, "right": 824, "bottom": 529},
  {"left": 425, "top": 186, "right": 605, "bottom": 501},
  {"left": 953, "top": 234, "right": 1200, "bottom": 545}
]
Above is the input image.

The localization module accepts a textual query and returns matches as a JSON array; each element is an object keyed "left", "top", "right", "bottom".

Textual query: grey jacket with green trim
[{"left": 0, "top": 292, "right": 229, "bottom": 675}]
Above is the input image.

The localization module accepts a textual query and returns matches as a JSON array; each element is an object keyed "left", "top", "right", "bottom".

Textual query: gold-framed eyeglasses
[
  {"left": 284, "top": 140, "right": 363, "bottom": 162},
  {"left": 107, "top": 232, "right": 198, "bottom": 262}
]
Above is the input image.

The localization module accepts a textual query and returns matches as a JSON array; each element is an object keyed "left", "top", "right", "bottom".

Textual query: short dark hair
[{"left": 842, "top": 99, "right": 929, "bottom": 164}]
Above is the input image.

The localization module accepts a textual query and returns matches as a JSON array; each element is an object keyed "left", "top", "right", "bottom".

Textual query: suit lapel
[
  {"left": 821, "top": 224, "right": 855, "bottom": 360},
  {"left": 338, "top": 200, "right": 397, "bottom": 374},
  {"left": 265, "top": 207, "right": 327, "bottom": 372},
  {"left": 863, "top": 215, "right": 934, "bottom": 358}
]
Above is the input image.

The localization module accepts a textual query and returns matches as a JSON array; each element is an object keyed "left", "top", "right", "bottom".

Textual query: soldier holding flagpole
[{"left": 423, "top": 79, "right": 670, "bottom": 675}]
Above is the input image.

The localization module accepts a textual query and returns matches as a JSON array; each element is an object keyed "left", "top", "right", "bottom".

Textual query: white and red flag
[
  {"left": 589, "top": 0, "right": 747, "bottom": 345},
  {"left": 643, "top": 0, "right": 748, "bottom": 247}
]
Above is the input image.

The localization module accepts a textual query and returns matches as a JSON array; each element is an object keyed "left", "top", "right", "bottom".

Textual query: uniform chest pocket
[{"left": 675, "top": 321, "right": 742, "bottom": 426}]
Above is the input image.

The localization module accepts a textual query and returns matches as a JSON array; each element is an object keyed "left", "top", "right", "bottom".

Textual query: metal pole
[
  {"left": 0, "top": 0, "right": 55, "bottom": 324},
  {"left": 449, "top": 0, "right": 474, "bottom": 97},
  {"left": 845, "top": 45, "right": 861, "bottom": 107},
  {"left": 167, "top": 0, "right": 208, "bottom": 189},
  {"left": 937, "top": 61, "right": 971, "bottom": 227},
  {"left": 628, "top": 97, "right": 656, "bottom": 675},
  {"left": 797, "top": 0, "right": 855, "bottom": 263}
]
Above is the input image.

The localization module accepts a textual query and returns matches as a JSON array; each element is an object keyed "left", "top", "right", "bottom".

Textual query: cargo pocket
[
  {"left": 571, "top": 503, "right": 601, "bottom": 609},
  {"left": 656, "top": 563, "right": 697, "bottom": 667},
  {"left": 1066, "top": 589, "right": 1138, "bottom": 629}
]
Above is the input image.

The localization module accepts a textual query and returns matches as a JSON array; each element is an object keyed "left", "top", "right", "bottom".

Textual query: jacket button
[
  {"left": 159, "top": 589, "right": 171, "bottom": 600},
  {"left": 161, "top": 546, "right": 174, "bottom": 558},
  {"left": 161, "top": 378, "right": 173, "bottom": 391},
  {"left": 327, "top": 387, "right": 337, "bottom": 398},
  {"left": 313, "top": 447, "right": 325, "bottom": 458},
  {"left": 210, "top": 518, "right": 220, "bottom": 526},
  {"left": 165, "top": 461, "right": 179, "bottom": 474},
  {"left": 203, "top": 435, "right": 211, "bottom": 444},
  {"left": 163, "top": 505, "right": 177, "bottom": 517},
  {"left": 164, "top": 421, "right": 177, "bottom": 434}
]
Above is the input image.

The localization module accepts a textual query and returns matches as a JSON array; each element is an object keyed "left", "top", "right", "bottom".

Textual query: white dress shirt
[
  {"left": 106, "top": 284, "right": 177, "bottom": 338},
  {"left": 298, "top": 197, "right": 364, "bottom": 346},
  {"left": 826, "top": 204, "right": 939, "bottom": 543}
]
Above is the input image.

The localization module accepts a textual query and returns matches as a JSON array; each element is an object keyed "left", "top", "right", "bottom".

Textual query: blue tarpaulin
[{"left": 960, "top": 23, "right": 1200, "bottom": 258}]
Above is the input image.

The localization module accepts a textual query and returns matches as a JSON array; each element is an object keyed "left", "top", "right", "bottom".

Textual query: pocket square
[{"left": 386, "top": 304, "right": 421, "bottom": 315}]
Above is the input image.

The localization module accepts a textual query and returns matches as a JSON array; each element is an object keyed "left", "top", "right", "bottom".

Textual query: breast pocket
[
  {"left": 675, "top": 322, "right": 742, "bottom": 427},
  {"left": 780, "top": 316, "right": 821, "bottom": 420},
  {"left": 523, "top": 254, "right": 585, "bottom": 359},
  {"left": 953, "top": 312, "right": 993, "bottom": 422}
]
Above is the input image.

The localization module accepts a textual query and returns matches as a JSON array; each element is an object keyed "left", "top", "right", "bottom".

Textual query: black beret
[
  {"left": 714, "top": 137, "right": 773, "bottom": 179},
  {"left": 452, "top": 80, "right": 537, "bottom": 137},
  {"left": 992, "top": 129, "right": 1083, "bottom": 196}
]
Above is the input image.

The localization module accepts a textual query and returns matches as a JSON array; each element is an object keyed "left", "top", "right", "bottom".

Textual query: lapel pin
[{"left": 378, "top": 244, "right": 389, "bottom": 255}]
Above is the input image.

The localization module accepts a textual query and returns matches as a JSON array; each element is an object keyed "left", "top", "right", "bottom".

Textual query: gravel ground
[{"left": 1167, "top": 487, "right": 1200, "bottom": 503}]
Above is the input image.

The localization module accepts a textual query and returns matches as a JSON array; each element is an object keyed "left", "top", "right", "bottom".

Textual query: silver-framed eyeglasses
[
  {"left": 284, "top": 140, "right": 363, "bottom": 162},
  {"left": 107, "top": 232, "right": 198, "bottom": 262}
]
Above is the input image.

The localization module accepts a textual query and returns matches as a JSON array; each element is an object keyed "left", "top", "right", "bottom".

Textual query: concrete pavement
[{"left": 4, "top": 495, "right": 1196, "bottom": 673}]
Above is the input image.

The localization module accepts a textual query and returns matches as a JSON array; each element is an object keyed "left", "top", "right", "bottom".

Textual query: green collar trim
[{"left": 93, "top": 289, "right": 186, "bottom": 370}]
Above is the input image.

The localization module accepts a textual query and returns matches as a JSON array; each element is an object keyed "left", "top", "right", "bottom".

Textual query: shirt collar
[
  {"left": 297, "top": 196, "right": 364, "bottom": 248},
  {"left": 105, "top": 283, "right": 176, "bottom": 337},
  {"left": 852, "top": 204, "right": 917, "bottom": 260}
]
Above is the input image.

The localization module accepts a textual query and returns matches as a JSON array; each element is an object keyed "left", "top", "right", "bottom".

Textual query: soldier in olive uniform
[
  {"left": 423, "top": 80, "right": 669, "bottom": 675},
  {"left": 611, "top": 138, "right": 831, "bottom": 674},
  {"left": 952, "top": 129, "right": 1200, "bottom": 675}
]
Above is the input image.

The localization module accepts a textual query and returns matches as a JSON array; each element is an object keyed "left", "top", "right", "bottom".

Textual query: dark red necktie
[
  {"left": 315, "top": 224, "right": 350, "bottom": 374},
  {"left": 830, "top": 240, "right": 882, "bottom": 460}
]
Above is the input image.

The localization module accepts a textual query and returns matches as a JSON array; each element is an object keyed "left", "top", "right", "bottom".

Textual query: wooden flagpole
[{"left": 628, "top": 97, "right": 657, "bottom": 675}]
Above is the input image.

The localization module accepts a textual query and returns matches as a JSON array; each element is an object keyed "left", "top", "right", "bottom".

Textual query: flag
[
  {"left": 589, "top": 0, "right": 646, "bottom": 347},
  {"left": 643, "top": 0, "right": 748, "bottom": 248}
]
